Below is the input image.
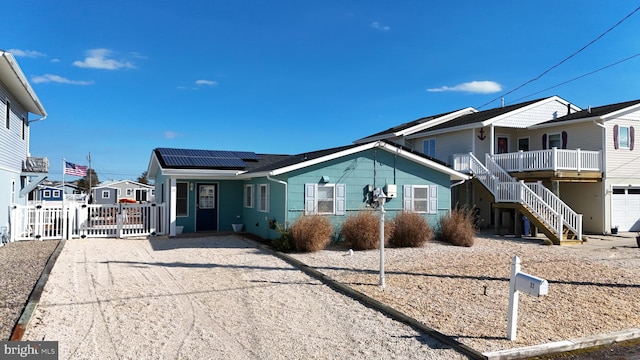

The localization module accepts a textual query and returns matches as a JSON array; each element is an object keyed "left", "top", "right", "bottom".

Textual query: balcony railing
[
  {"left": 491, "top": 148, "right": 602, "bottom": 173},
  {"left": 22, "top": 157, "right": 49, "bottom": 173}
]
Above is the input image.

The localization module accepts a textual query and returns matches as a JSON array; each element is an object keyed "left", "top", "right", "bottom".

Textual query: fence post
[
  {"left": 551, "top": 147, "right": 558, "bottom": 171},
  {"left": 576, "top": 148, "right": 581, "bottom": 172}
]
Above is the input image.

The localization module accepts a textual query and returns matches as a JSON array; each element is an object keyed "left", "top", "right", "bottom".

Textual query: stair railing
[{"left": 526, "top": 182, "right": 582, "bottom": 240}]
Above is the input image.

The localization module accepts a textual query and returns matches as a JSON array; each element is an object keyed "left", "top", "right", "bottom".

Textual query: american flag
[{"left": 64, "top": 161, "right": 88, "bottom": 177}]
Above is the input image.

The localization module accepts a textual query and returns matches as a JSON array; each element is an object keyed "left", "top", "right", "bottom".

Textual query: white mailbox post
[{"left": 507, "top": 256, "right": 548, "bottom": 340}]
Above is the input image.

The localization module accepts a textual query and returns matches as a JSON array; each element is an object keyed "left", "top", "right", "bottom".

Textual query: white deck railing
[
  {"left": 491, "top": 148, "right": 602, "bottom": 172},
  {"left": 454, "top": 153, "right": 499, "bottom": 195},
  {"left": 452, "top": 152, "right": 580, "bottom": 241},
  {"left": 495, "top": 181, "right": 563, "bottom": 241},
  {"left": 526, "top": 182, "right": 582, "bottom": 240}
]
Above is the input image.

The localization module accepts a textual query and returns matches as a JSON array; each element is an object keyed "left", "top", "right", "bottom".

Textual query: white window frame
[
  {"left": 244, "top": 184, "right": 254, "bottom": 208},
  {"left": 423, "top": 138, "right": 436, "bottom": 158},
  {"left": 257, "top": 184, "right": 269, "bottom": 212},
  {"left": 52, "top": 190, "right": 61, "bottom": 198},
  {"left": 518, "top": 137, "right": 530, "bottom": 151},
  {"left": 304, "top": 183, "right": 346, "bottom": 215},
  {"left": 101, "top": 190, "right": 110, "bottom": 199},
  {"left": 126, "top": 188, "right": 133, "bottom": 196},
  {"left": 317, "top": 185, "right": 336, "bottom": 215},
  {"left": 548, "top": 132, "right": 562, "bottom": 149},
  {"left": 43, "top": 190, "right": 51, "bottom": 198},
  {"left": 618, "top": 126, "right": 630, "bottom": 149},
  {"left": 403, "top": 185, "right": 438, "bottom": 214}
]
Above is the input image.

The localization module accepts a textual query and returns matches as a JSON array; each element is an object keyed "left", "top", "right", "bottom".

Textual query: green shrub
[
  {"left": 389, "top": 211, "right": 433, "bottom": 247},
  {"left": 289, "top": 215, "right": 333, "bottom": 252},
  {"left": 438, "top": 206, "right": 477, "bottom": 247},
  {"left": 271, "top": 222, "right": 292, "bottom": 252},
  {"left": 341, "top": 210, "right": 394, "bottom": 250}
]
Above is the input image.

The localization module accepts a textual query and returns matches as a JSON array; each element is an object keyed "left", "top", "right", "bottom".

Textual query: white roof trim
[
  {"left": 251, "top": 141, "right": 469, "bottom": 180},
  {"left": 0, "top": 51, "right": 47, "bottom": 116},
  {"left": 602, "top": 102, "right": 640, "bottom": 121},
  {"left": 355, "top": 107, "right": 477, "bottom": 143}
]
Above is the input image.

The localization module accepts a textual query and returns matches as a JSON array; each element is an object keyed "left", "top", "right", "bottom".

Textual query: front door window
[{"left": 199, "top": 185, "right": 216, "bottom": 209}]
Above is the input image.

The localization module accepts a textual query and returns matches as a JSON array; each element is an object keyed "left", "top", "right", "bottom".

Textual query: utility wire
[
  {"left": 478, "top": 5, "right": 640, "bottom": 109},
  {"left": 509, "top": 52, "right": 640, "bottom": 104}
]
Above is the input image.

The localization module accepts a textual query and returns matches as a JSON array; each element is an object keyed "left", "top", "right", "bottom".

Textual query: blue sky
[{"left": 4, "top": 1, "right": 639, "bottom": 181}]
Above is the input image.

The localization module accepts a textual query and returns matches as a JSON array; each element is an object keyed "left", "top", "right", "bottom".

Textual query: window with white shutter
[
  {"left": 403, "top": 185, "right": 438, "bottom": 213},
  {"left": 305, "top": 183, "right": 346, "bottom": 215}
]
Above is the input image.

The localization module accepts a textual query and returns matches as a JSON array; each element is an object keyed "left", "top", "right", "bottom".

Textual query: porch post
[
  {"left": 169, "top": 178, "right": 177, "bottom": 237},
  {"left": 551, "top": 180, "right": 560, "bottom": 197},
  {"left": 576, "top": 148, "right": 582, "bottom": 172}
]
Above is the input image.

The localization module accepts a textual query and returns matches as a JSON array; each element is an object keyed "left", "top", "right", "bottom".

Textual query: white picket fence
[{"left": 8, "top": 202, "right": 167, "bottom": 241}]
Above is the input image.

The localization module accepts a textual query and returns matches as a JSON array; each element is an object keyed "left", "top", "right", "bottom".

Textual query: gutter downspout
[
  {"left": 267, "top": 175, "right": 288, "bottom": 228},
  {"left": 28, "top": 115, "right": 47, "bottom": 124}
]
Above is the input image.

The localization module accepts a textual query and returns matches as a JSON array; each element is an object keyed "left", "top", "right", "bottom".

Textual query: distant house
[
  {"left": 38, "top": 186, "right": 64, "bottom": 202},
  {"left": 91, "top": 180, "right": 154, "bottom": 204},
  {"left": 147, "top": 142, "right": 469, "bottom": 239},
  {"left": 357, "top": 96, "right": 640, "bottom": 241},
  {"left": 0, "top": 50, "right": 48, "bottom": 233}
]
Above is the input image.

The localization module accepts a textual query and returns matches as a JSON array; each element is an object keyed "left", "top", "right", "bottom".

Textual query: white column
[{"left": 169, "top": 178, "right": 177, "bottom": 237}]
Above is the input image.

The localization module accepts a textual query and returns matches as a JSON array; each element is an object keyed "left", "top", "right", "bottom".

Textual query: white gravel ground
[{"left": 23, "top": 236, "right": 466, "bottom": 359}]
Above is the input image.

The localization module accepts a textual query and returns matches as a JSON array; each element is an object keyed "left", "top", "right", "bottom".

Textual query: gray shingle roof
[{"left": 539, "top": 98, "right": 640, "bottom": 124}]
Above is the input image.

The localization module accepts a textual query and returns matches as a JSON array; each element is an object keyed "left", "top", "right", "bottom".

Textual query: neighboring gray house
[
  {"left": 92, "top": 180, "right": 154, "bottom": 204},
  {"left": 0, "top": 50, "right": 48, "bottom": 234},
  {"left": 92, "top": 185, "right": 119, "bottom": 204}
]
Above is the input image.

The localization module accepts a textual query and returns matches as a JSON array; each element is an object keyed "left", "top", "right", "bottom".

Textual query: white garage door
[{"left": 611, "top": 187, "right": 640, "bottom": 231}]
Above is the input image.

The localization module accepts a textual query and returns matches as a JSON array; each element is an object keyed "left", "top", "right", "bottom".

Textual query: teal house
[{"left": 147, "top": 141, "right": 469, "bottom": 240}]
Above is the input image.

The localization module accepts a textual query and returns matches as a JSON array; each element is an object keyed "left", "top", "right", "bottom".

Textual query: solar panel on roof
[{"left": 157, "top": 148, "right": 254, "bottom": 168}]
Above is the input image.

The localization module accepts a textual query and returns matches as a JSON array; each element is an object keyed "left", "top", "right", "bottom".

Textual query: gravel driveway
[{"left": 22, "top": 236, "right": 465, "bottom": 359}]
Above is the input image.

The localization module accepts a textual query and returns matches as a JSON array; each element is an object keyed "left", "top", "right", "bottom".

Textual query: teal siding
[
  {"left": 285, "top": 148, "right": 452, "bottom": 234},
  {"left": 240, "top": 177, "right": 287, "bottom": 240}
]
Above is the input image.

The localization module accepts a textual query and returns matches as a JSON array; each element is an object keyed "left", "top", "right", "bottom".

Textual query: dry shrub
[
  {"left": 341, "top": 210, "right": 394, "bottom": 250},
  {"left": 389, "top": 211, "right": 433, "bottom": 247},
  {"left": 289, "top": 215, "right": 333, "bottom": 252},
  {"left": 438, "top": 206, "right": 476, "bottom": 247}
]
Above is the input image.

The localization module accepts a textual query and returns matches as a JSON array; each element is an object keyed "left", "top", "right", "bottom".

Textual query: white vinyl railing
[
  {"left": 495, "top": 181, "right": 563, "bottom": 241},
  {"left": 526, "top": 182, "right": 582, "bottom": 240},
  {"left": 485, "top": 154, "right": 517, "bottom": 183},
  {"left": 454, "top": 153, "right": 498, "bottom": 195},
  {"left": 491, "top": 148, "right": 602, "bottom": 172},
  {"left": 9, "top": 202, "right": 166, "bottom": 241},
  {"left": 452, "top": 152, "right": 581, "bottom": 241}
]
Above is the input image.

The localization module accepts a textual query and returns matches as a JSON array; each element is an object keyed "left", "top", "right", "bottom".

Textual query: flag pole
[{"left": 87, "top": 152, "right": 92, "bottom": 203}]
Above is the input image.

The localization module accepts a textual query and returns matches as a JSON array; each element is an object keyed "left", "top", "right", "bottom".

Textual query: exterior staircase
[{"left": 459, "top": 153, "right": 583, "bottom": 245}]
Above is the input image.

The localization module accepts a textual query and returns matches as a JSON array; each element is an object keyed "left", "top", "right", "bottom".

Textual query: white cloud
[
  {"left": 50, "top": 58, "right": 61, "bottom": 63},
  {"left": 195, "top": 79, "right": 218, "bottom": 86},
  {"left": 31, "top": 74, "right": 94, "bottom": 85},
  {"left": 427, "top": 81, "right": 502, "bottom": 94},
  {"left": 164, "top": 131, "right": 180, "bottom": 139},
  {"left": 8, "top": 49, "right": 46, "bottom": 58},
  {"left": 370, "top": 22, "right": 390, "bottom": 31},
  {"left": 72, "top": 48, "right": 134, "bottom": 70}
]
